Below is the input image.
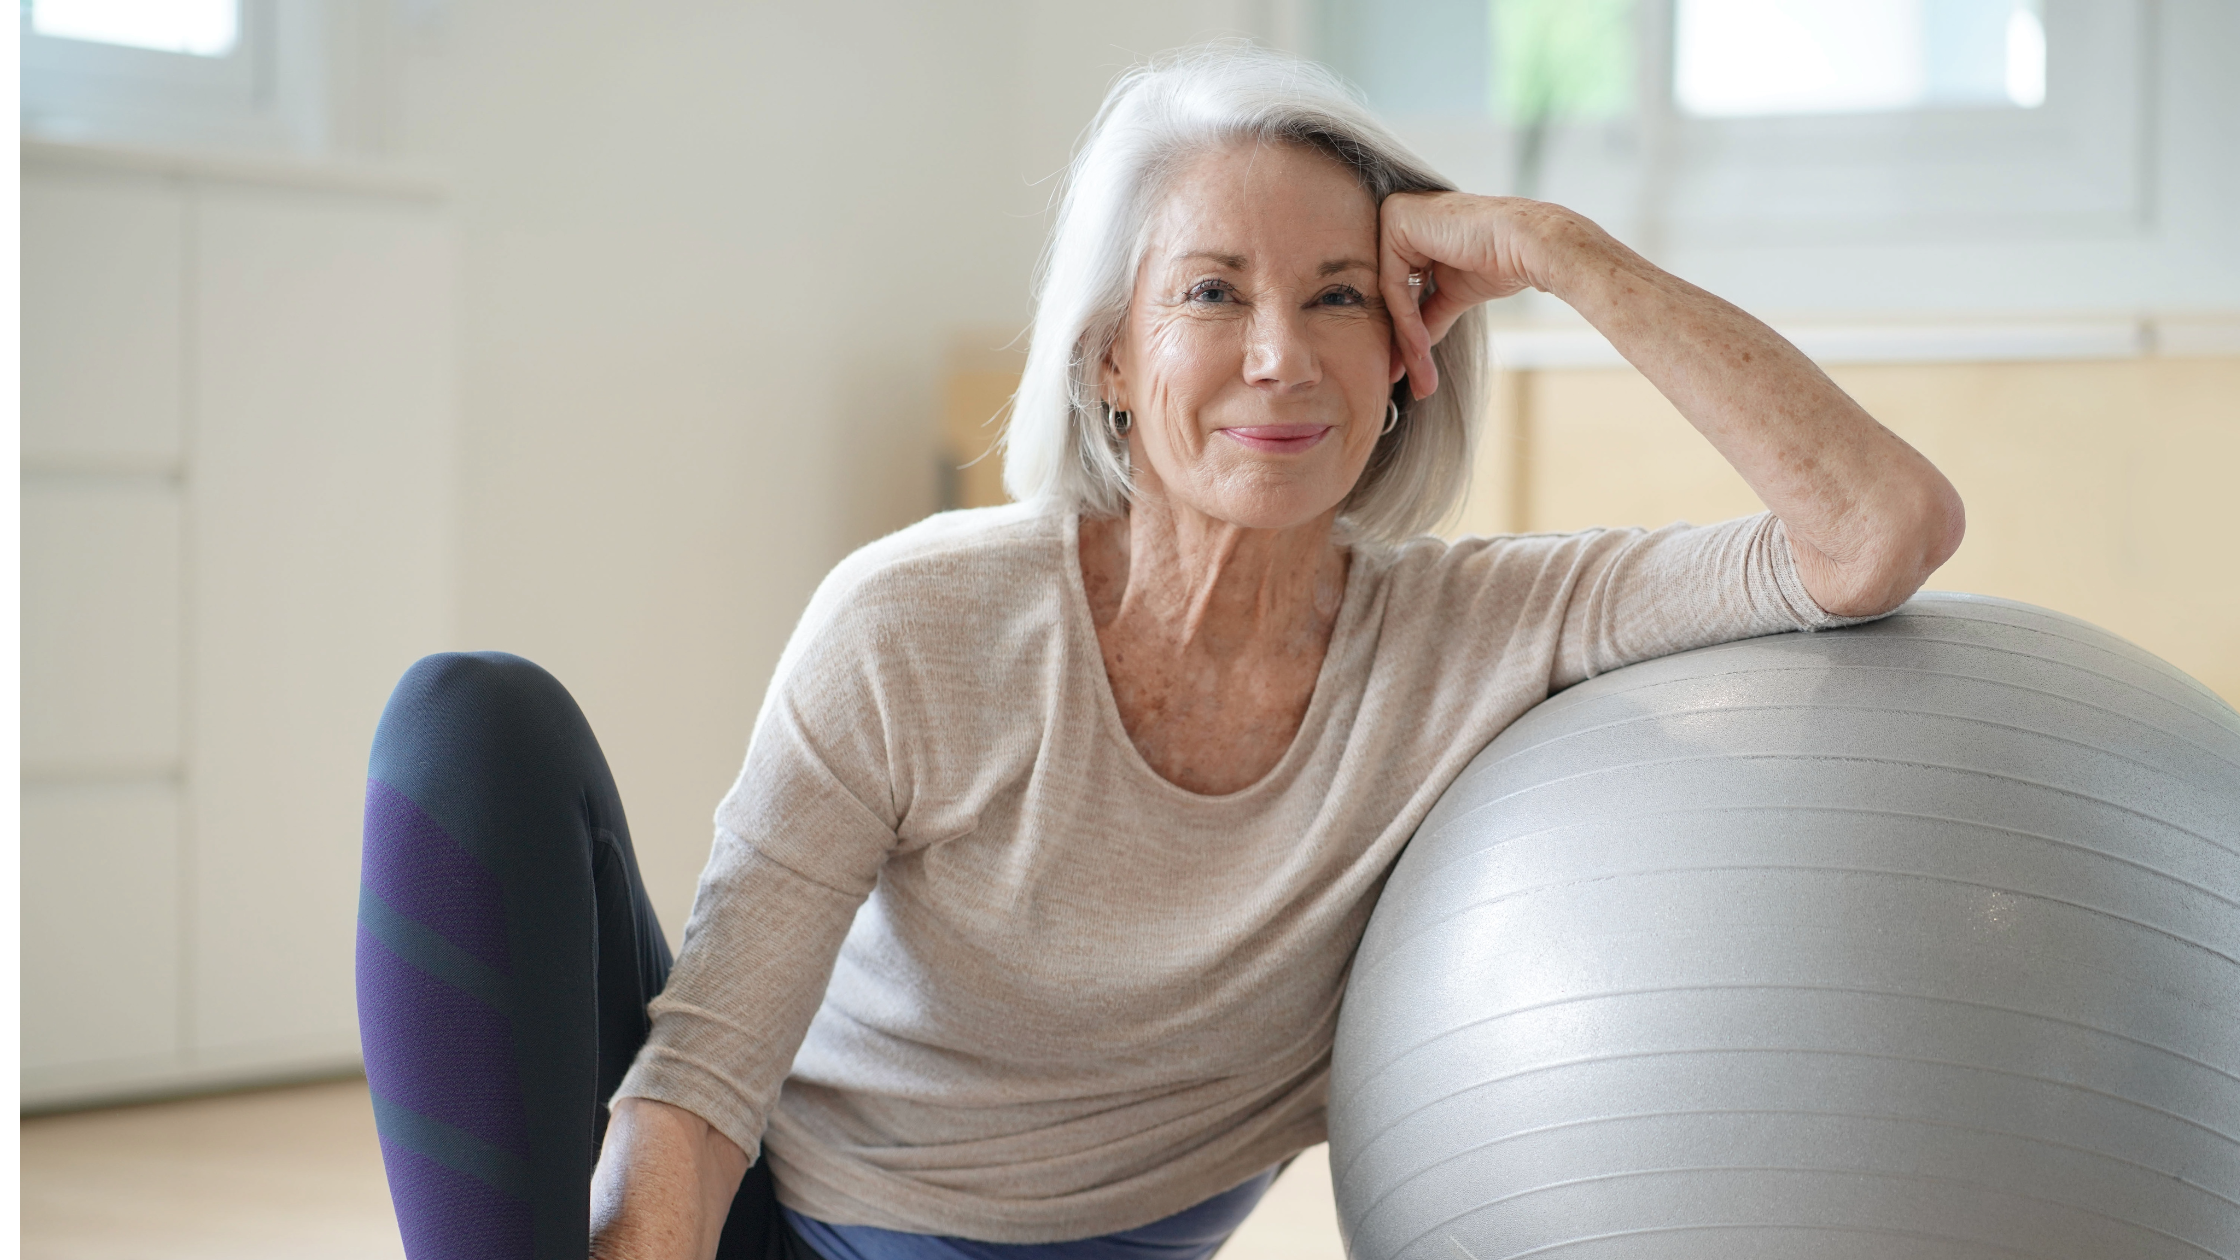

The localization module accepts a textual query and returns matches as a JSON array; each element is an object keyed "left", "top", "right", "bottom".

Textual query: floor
[
  {"left": 20, "top": 1079, "right": 1347, "bottom": 1259},
  {"left": 22, "top": 1080, "right": 404, "bottom": 1260}
]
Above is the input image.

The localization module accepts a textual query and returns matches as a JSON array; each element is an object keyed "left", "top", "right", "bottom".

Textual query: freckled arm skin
[
  {"left": 1377, "top": 194, "right": 1965, "bottom": 618},
  {"left": 589, "top": 1097, "right": 748, "bottom": 1260}
]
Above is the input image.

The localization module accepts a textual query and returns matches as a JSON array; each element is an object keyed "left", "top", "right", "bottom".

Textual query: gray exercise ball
[{"left": 1331, "top": 592, "right": 2240, "bottom": 1260}]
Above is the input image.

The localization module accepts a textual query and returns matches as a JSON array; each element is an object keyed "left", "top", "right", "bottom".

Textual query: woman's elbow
[
  {"left": 1919, "top": 473, "right": 1967, "bottom": 577},
  {"left": 1837, "top": 473, "right": 1966, "bottom": 619}
]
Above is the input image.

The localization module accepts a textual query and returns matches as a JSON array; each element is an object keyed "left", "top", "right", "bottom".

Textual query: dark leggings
[{"left": 356, "top": 652, "right": 816, "bottom": 1260}]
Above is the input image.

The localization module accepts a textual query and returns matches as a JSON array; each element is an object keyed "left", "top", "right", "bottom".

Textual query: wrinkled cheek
[
  {"left": 1136, "top": 319, "right": 1240, "bottom": 445},
  {"left": 1141, "top": 316, "right": 1238, "bottom": 381},
  {"left": 1328, "top": 323, "right": 1397, "bottom": 387}
]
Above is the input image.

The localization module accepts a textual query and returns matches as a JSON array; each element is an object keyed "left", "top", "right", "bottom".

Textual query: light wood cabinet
[{"left": 1453, "top": 354, "right": 2240, "bottom": 707}]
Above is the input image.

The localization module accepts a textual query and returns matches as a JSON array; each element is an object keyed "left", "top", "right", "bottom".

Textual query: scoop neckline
[{"left": 1059, "top": 509, "right": 1369, "bottom": 805}]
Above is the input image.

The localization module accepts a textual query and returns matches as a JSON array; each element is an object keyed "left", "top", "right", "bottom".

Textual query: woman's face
[{"left": 1103, "top": 141, "right": 1404, "bottom": 533}]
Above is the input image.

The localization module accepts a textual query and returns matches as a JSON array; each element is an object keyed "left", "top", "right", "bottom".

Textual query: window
[
  {"left": 1674, "top": 0, "right": 2046, "bottom": 118},
  {"left": 1493, "top": 0, "right": 1634, "bottom": 124},
  {"left": 29, "top": 0, "right": 240, "bottom": 58},
  {"left": 1658, "top": 0, "right": 2140, "bottom": 243},
  {"left": 19, "top": 0, "right": 338, "bottom": 154},
  {"left": 1310, "top": 0, "right": 2145, "bottom": 247},
  {"left": 1314, "top": 0, "right": 1642, "bottom": 196},
  {"left": 1316, "top": 0, "right": 1637, "bottom": 126}
]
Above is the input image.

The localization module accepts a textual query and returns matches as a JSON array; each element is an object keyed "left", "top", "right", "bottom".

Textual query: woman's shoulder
[
  {"left": 818, "top": 503, "right": 1063, "bottom": 608},
  {"left": 788, "top": 503, "right": 1069, "bottom": 661},
  {"left": 754, "top": 506, "right": 1067, "bottom": 818}
]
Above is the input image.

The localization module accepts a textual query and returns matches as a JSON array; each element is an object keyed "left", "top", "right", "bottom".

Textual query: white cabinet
[
  {"left": 190, "top": 184, "right": 456, "bottom": 1064},
  {"left": 21, "top": 783, "right": 184, "bottom": 1082},
  {"left": 22, "top": 479, "right": 183, "bottom": 776},
  {"left": 21, "top": 147, "right": 456, "bottom": 1108},
  {"left": 21, "top": 169, "right": 184, "bottom": 468}
]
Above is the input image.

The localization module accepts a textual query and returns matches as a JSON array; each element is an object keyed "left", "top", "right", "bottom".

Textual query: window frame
[
  {"left": 19, "top": 0, "right": 330, "bottom": 153},
  {"left": 1647, "top": 0, "right": 2150, "bottom": 245},
  {"left": 1308, "top": 0, "right": 2152, "bottom": 252}
]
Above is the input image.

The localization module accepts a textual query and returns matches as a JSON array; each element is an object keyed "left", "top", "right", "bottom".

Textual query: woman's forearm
[
  {"left": 1534, "top": 213, "right": 1964, "bottom": 616},
  {"left": 590, "top": 1097, "right": 749, "bottom": 1260}
]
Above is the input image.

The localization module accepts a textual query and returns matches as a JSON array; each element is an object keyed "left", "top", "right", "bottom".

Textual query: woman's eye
[
  {"left": 1317, "top": 286, "right": 1367, "bottom": 307},
  {"left": 1188, "top": 281, "right": 1235, "bottom": 304}
]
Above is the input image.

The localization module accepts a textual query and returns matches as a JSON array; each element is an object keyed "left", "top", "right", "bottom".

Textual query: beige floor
[
  {"left": 22, "top": 1080, "right": 404, "bottom": 1260},
  {"left": 21, "top": 1078, "right": 1346, "bottom": 1259}
]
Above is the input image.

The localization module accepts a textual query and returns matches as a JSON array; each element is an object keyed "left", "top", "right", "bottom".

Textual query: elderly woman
[{"left": 358, "top": 42, "right": 1960, "bottom": 1260}]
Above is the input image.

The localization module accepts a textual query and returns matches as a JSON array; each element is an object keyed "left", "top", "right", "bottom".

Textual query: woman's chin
[
  {"left": 1142, "top": 446, "right": 1365, "bottom": 534},
  {"left": 1178, "top": 484, "right": 1350, "bottom": 534}
]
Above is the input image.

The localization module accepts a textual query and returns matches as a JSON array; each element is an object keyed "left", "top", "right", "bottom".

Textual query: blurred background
[{"left": 19, "top": 0, "right": 2239, "bottom": 1253}]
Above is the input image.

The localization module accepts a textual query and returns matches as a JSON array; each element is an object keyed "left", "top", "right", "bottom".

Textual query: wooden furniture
[{"left": 1457, "top": 341, "right": 2240, "bottom": 706}]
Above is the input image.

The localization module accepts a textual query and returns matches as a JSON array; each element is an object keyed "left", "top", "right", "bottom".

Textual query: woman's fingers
[
  {"left": 1417, "top": 287, "right": 1474, "bottom": 348},
  {"left": 1380, "top": 192, "right": 1558, "bottom": 398},
  {"left": 1378, "top": 191, "right": 1500, "bottom": 399},
  {"left": 1378, "top": 231, "right": 1439, "bottom": 397}
]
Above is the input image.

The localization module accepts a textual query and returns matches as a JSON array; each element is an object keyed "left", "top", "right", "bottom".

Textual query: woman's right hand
[
  {"left": 1375, "top": 192, "right": 1584, "bottom": 398},
  {"left": 1379, "top": 190, "right": 1962, "bottom": 617},
  {"left": 590, "top": 1097, "right": 749, "bottom": 1260}
]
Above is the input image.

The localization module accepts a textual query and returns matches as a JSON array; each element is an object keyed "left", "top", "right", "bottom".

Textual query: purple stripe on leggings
[
  {"left": 362, "top": 778, "right": 513, "bottom": 974},
  {"left": 378, "top": 1133, "right": 535, "bottom": 1260},
  {"left": 358, "top": 925, "right": 531, "bottom": 1159}
]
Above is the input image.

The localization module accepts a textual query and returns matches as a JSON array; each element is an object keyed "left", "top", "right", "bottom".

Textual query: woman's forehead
[{"left": 1143, "top": 141, "right": 1377, "bottom": 266}]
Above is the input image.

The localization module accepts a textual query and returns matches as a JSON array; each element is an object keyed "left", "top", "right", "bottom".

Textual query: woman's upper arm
[
  {"left": 611, "top": 698, "right": 902, "bottom": 1163},
  {"left": 611, "top": 567, "right": 911, "bottom": 1165}
]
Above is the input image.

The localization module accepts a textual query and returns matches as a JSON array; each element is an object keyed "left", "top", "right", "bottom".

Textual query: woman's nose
[{"left": 1242, "top": 307, "right": 1320, "bottom": 393}]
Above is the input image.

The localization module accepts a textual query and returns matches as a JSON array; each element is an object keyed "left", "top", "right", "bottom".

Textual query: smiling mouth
[{"left": 1219, "top": 424, "right": 1335, "bottom": 454}]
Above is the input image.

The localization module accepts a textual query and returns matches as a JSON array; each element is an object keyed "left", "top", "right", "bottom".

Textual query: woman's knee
[
  {"left": 381, "top": 650, "right": 584, "bottom": 746},
  {"left": 371, "top": 651, "right": 603, "bottom": 800},
  {"left": 366, "top": 650, "right": 627, "bottom": 921},
  {"left": 393, "top": 650, "right": 569, "bottom": 720}
]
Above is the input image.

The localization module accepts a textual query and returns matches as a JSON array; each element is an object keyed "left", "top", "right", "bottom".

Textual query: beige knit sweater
[{"left": 615, "top": 503, "right": 1849, "bottom": 1241}]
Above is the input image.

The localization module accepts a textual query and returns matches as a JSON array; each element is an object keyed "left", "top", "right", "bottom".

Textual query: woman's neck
[{"left": 1081, "top": 485, "right": 1348, "bottom": 661}]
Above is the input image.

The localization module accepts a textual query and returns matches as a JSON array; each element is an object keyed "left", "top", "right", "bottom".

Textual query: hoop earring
[
  {"left": 1107, "top": 404, "right": 1132, "bottom": 438},
  {"left": 1381, "top": 399, "right": 1401, "bottom": 437}
]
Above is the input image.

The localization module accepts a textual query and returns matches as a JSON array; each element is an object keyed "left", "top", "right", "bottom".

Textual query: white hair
[{"left": 1000, "top": 42, "right": 1488, "bottom": 546}]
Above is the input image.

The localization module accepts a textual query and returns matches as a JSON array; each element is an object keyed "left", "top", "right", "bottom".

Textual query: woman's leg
[{"left": 356, "top": 652, "right": 806, "bottom": 1260}]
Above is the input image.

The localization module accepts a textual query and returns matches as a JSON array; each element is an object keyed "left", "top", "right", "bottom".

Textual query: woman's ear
[{"left": 1099, "top": 335, "right": 1131, "bottom": 412}]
